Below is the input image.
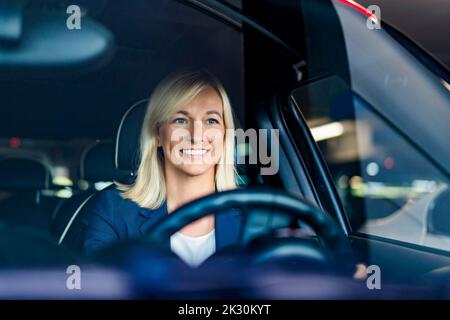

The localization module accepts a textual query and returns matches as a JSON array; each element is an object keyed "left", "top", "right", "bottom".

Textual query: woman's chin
[{"left": 178, "top": 164, "right": 215, "bottom": 177}]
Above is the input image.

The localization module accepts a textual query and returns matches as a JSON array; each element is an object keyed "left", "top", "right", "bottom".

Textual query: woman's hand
[{"left": 353, "top": 263, "right": 368, "bottom": 280}]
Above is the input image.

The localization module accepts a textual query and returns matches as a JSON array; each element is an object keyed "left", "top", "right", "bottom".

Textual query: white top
[{"left": 170, "top": 229, "right": 216, "bottom": 268}]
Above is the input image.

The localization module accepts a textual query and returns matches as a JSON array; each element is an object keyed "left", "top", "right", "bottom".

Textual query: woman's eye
[
  {"left": 206, "top": 118, "right": 219, "bottom": 125},
  {"left": 173, "top": 118, "right": 187, "bottom": 124}
]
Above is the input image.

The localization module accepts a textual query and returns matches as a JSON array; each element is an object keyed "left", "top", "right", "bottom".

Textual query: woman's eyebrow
[
  {"left": 174, "top": 110, "right": 189, "bottom": 116},
  {"left": 174, "top": 110, "right": 222, "bottom": 117},
  {"left": 206, "top": 111, "right": 222, "bottom": 117}
]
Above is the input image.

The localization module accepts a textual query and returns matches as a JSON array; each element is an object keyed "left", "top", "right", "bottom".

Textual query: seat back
[
  {"left": 51, "top": 141, "right": 129, "bottom": 251},
  {"left": 0, "top": 157, "right": 53, "bottom": 231}
]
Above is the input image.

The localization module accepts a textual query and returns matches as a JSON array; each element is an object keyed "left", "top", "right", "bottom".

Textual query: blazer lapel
[{"left": 138, "top": 201, "right": 168, "bottom": 237}]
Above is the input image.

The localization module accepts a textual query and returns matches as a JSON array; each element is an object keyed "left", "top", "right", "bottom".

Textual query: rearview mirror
[{"left": 0, "top": 7, "right": 115, "bottom": 76}]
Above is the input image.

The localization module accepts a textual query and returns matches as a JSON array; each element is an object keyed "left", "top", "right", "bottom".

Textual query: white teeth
[{"left": 182, "top": 149, "right": 208, "bottom": 155}]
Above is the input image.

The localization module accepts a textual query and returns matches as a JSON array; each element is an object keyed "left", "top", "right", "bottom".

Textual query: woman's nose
[{"left": 190, "top": 120, "right": 204, "bottom": 144}]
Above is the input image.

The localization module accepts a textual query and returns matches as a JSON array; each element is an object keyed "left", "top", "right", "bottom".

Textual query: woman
[{"left": 83, "top": 70, "right": 242, "bottom": 267}]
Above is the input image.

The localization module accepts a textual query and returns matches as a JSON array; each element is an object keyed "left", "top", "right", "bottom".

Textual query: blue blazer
[{"left": 83, "top": 188, "right": 243, "bottom": 256}]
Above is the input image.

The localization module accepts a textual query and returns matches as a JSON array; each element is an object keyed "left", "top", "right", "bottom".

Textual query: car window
[
  {"left": 292, "top": 1, "right": 450, "bottom": 252},
  {"left": 292, "top": 79, "right": 450, "bottom": 252}
]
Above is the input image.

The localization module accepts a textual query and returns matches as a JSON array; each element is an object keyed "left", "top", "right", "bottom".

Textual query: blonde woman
[{"left": 83, "top": 70, "right": 242, "bottom": 267}]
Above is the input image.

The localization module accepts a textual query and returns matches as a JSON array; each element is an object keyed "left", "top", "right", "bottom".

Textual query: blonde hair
[{"left": 117, "top": 70, "right": 238, "bottom": 209}]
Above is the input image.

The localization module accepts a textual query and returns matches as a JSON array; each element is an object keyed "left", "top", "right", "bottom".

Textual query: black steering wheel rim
[{"left": 145, "top": 188, "right": 355, "bottom": 273}]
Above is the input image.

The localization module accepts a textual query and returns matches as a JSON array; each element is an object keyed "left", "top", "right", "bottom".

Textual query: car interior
[{"left": 0, "top": 0, "right": 449, "bottom": 299}]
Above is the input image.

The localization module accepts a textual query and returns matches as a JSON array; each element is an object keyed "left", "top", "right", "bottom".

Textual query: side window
[
  {"left": 290, "top": 0, "right": 450, "bottom": 253},
  {"left": 292, "top": 76, "right": 450, "bottom": 253},
  {"left": 350, "top": 97, "right": 450, "bottom": 251}
]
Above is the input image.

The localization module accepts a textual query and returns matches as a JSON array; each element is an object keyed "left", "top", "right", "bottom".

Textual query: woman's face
[{"left": 157, "top": 87, "right": 225, "bottom": 177}]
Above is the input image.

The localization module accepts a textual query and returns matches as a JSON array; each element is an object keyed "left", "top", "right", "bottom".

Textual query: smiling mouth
[{"left": 180, "top": 148, "right": 210, "bottom": 156}]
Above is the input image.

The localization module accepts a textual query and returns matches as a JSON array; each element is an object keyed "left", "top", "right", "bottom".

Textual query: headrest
[
  {"left": 80, "top": 141, "right": 128, "bottom": 183},
  {"left": 114, "top": 99, "right": 148, "bottom": 172},
  {"left": 0, "top": 157, "right": 51, "bottom": 190}
]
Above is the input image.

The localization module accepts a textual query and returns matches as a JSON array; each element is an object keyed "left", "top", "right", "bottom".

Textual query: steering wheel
[{"left": 145, "top": 188, "right": 356, "bottom": 275}]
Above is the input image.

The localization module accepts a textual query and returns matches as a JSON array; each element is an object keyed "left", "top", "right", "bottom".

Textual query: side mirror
[
  {"left": 427, "top": 187, "right": 450, "bottom": 236},
  {"left": 0, "top": 3, "right": 115, "bottom": 77}
]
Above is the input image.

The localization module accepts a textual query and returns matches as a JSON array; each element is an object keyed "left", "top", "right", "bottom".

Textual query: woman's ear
[{"left": 155, "top": 128, "right": 162, "bottom": 147}]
